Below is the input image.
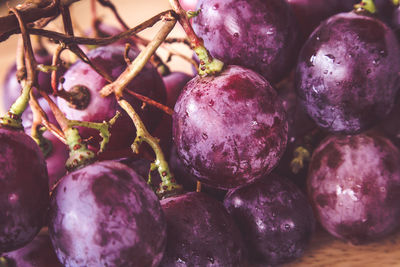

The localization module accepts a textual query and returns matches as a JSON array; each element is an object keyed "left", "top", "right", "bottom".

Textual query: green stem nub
[
  {"left": 194, "top": 46, "right": 224, "bottom": 76},
  {"left": 65, "top": 127, "right": 96, "bottom": 171},
  {"left": 187, "top": 10, "right": 201, "bottom": 18},
  {"left": 354, "top": 0, "right": 377, "bottom": 14},
  {"left": 290, "top": 146, "right": 311, "bottom": 174},
  {"left": 31, "top": 126, "right": 53, "bottom": 158}
]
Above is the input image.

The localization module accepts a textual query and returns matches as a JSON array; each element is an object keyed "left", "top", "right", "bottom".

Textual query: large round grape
[
  {"left": 224, "top": 174, "right": 315, "bottom": 265},
  {"left": 173, "top": 65, "right": 288, "bottom": 189},
  {"left": 295, "top": 12, "right": 400, "bottom": 133},
  {"left": 48, "top": 160, "right": 166, "bottom": 267},
  {"left": 308, "top": 133, "right": 400, "bottom": 244},
  {"left": 192, "top": 0, "right": 299, "bottom": 83},
  {"left": 0, "top": 127, "right": 49, "bottom": 252},
  {"left": 159, "top": 192, "right": 247, "bottom": 266},
  {"left": 57, "top": 45, "right": 166, "bottom": 152}
]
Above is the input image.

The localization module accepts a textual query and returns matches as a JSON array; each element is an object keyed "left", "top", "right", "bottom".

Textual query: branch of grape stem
[
  {"left": 100, "top": 14, "right": 177, "bottom": 97},
  {"left": 117, "top": 98, "right": 182, "bottom": 198},
  {"left": 0, "top": 0, "right": 61, "bottom": 41},
  {"left": 124, "top": 89, "right": 174, "bottom": 116},
  {"left": 168, "top": 0, "right": 223, "bottom": 75},
  {"left": 51, "top": 44, "right": 66, "bottom": 94}
]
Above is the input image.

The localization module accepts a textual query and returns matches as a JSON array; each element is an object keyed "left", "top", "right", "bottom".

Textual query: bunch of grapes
[{"left": 0, "top": 0, "right": 400, "bottom": 266}]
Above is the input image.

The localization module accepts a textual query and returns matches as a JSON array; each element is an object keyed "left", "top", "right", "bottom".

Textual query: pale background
[{"left": 1, "top": 0, "right": 400, "bottom": 266}]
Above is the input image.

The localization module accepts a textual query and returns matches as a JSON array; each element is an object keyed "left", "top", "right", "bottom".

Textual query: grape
[
  {"left": 179, "top": 0, "right": 198, "bottom": 10},
  {"left": 48, "top": 160, "right": 166, "bottom": 267},
  {"left": 296, "top": 11, "right": 400, "bottom": 133},
  {"left": 57, "top": 45, "right": 166, "bottom": 152},
  {"left": 192, "top": 0, "right": 299, "bottom": 83},
  {"left": 287, "top": 0, "right": 343, "bottom": 38},
  {"left": 0, "top": 127, "right": 49, "bottom": 253},
  {"left": 159, "top": 192, "right": 247, "bottom": 266},
  {"left": 3, "top": 228, "right": 63, "bottom": 267},
  {"left": 173, "top": 65, "right": 288, "bottom": 189},
  {"left": 307, "top": 133, "right": 400, "bottom": 244},
  {"left": 224, "top": 174, "right": 315, "bottom": 265}
]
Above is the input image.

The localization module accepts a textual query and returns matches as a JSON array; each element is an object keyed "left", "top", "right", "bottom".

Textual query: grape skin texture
[
  {"left": 0, "top": 127, "right": 49, "bottom": 253},
  {"left": 295, "top": 12, "right": 400, "bottom": 133},
  {"left": 224, "top": 174, "right": 315, "bottom": 265},
  {"left": 192, "top": 0, "right": 298, "bottom": 83},
  {"left": 159, "top": 192, "right": 246, "bottom": 266},
  {"left": 308, "top": 133, "right": 400, "bottom": 244},
  {"left": 57, "top": 45, "right": 166, "bottom": 152},
  {"left": 3, "top": 228, "right": 63, "bottom": 267},
  {"left": 173, "top": 65, "right": 288, "bottom": 189},
  {"left": 48, "top": 161, "right": 166, "bottom": 267}
]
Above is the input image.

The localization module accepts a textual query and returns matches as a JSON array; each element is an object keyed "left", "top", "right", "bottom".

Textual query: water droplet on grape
[
  {"left": 207, "top": 256, "right": 215, "bottom": 263},
  {"left": 208, "top": 100, "right": 214, "bottom": 107},
  {"left": 323, "top": 70, "right": 328, "bottom": 74},
  {"left": 202, "top": 133, "right": 208, "bottom": 140},
  {"left": 212, "top": 3, "right": 219, "bottom": 10},
  {"left": 308, "top": 54, "right": 316, "bottom": 67},
  {"left": 366, "top": 69, "right": 371, "bottom": 75},
  {"left": 266, "top": 28, "right": 274, "bottom": 35},
  {"left": 316, "top": 36, "right": 320, "bottom": 41},
  {"left": 233, "top": 32, "right": 239, "bottom": 38}
]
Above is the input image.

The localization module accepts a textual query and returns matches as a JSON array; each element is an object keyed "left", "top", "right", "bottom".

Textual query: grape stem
[
  {"left": 118, "top": 98, "right": 183, "bottom": 199},
  {"left": 96, "top": 0, "right": 130, "bottom": 31},
  {"left": 100, "top": 12, "right": 177, "bottom": 97},
  {"left": 168, "top": 0, "right": 224, "bottom": 76},
  {"left": 354, "top": 0, "right": 377, "bottom": 14},
  {"left": 0, "top": 8, "right": 37, "bottom": 129}
]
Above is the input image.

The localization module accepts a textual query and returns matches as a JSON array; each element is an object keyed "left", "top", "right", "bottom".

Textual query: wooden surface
[{"left": 1, "top": 1, "right": 400, "bottom": 266}]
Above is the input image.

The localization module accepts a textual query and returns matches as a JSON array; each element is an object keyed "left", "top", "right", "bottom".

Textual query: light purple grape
[
  {"left": 0, "top": 127, "right": 49, "bottom": 253},
  {"left": 48, "top": 160, "right": 166, "bottom": 267},
  {"left": 308, "top": 133, "right": 400, "bottom": 244}
]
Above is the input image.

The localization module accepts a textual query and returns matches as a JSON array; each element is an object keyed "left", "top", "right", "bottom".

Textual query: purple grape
[
  {"left": 287, "top": 0, "right": 342, "bottom": 38},
  {"left": 173, "top": 65, "right": 288, "bottom": 189},
  {"left": 192, "top": 0, "right": 299, "bottom": 83},
  {"left": 224, "top": 174, "right": 315, "bottom": 265},
  {"left": 296, "top": 11, "right": 400, "bottom": 133},
  {"left": 308, "top": 133, "right": 400, "bottom": 244},
  {"left": 48, "top": 160, "right": 166, "bottom": 266},
  {"left": 3, "top": 228, "right": 63, "bottom": 267},
  {"left": 57, "top": 45, "right": 166, "bottom": 152},
  {"left": 159, "top": 192, "right": 247, "bottom": 266},
  {"left": 0, "top": 127, "right": 49, "bottom": 253}
]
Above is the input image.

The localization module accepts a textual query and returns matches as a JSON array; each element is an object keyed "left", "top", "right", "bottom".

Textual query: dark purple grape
[
  {"left": 287, "top": 0, "right": 343, "bottom": 38},
  {"left": 48, "top": 160, "right": 166, "bottom": 267},
  {"left": 296, "top": 11, "right": 400, "bottom": 133},
  {"left": 3, "top": 228, "right": 63, "bottom": 267},
  {"left": 57, "top": 45, "right": 166, "bottom": 152},
  {"left": 224, "top": 174, "right": 315, "bottom": 265},
  {"left": 0, "top": 127, "right": 49, "bottom": 253},
  {"left": 173, "top": 65, "right": 288, "bottom": 189},
  {"left": 192, "top": 0, "right": 299, "bottom": 83},
  {"left": 308, "top": 133, "right": 400, "bottom": 244},
  {"left": 159, "top": 192, "right": 247, "bottom": 266}
]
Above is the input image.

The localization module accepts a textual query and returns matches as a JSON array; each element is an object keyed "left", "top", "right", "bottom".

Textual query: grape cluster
[{"left": 1, "top": 0, "right": 400, "bottom": 266}]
